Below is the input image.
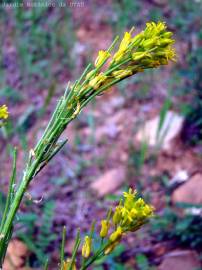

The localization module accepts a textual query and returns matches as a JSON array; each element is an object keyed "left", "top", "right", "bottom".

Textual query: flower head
[
  {"left": 89, "top": 72, "right": 107, "bottom": 90},
  {"left": 112, "top": 69, "right": 132, "bottom": 79},
  {"left": 113, "top": 31, "right": 132, "bottom": 62},
  {"left": 111, "top": 21, "right": 175, "bottom": 71},
  {"left": 0, "top": 105, "right": 8, "bottom": 120},
  {"left": 95, "top": 50, "right": 111, "bottom": 67},
  {"left": 109, "top": 226, "right": 123, "bottom": 242},
  {"left": 100, "top": 219, "right": 110, "bottom": 238},
  {"left": 82, "top": 236, "right": 92, "bottom": 258}
]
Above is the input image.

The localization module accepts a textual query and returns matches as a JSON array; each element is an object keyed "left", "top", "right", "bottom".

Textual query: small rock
[
  {"left": 90, "top": 167, "right": 126, "bottom": 197},
  {"left": 135, "top": 111, "right": 184, "bottom": 151},
  {"left": 3, "top": 239, "right": 28, "bottom": 270},
  {"left": 158, "top": 250, "right": 201, "bottom": 270},
  {"left": 168, "top": 170, "right": 189, "bottom": 187},
  {"left": 172, "top": 174, "right": 202, "bottom": 204}
]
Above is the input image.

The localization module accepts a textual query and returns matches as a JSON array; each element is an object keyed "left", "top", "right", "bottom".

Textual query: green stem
[
  {"left": 60, "top": 226, "right": 66, "bottom": 268},
  {"left": 0, "top": 148, "right": 17, "bottom": 232}
]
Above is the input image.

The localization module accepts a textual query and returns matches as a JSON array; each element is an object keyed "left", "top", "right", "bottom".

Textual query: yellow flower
[
  {"left": 162, "top": 31, "right": 173, "bottom": 38},
  {"left": 112, "top": 206, "right": 122, "bottom": 226},
  {"left": 112, "top": 69, "right": 132, "bottom": 79},
  {"left": 119, "top": 32, "right": 131, "bottom": 51},
  {"left": 128, "top": 208, "right": 138, "bottom": 221},
  {"left": 100, "top": 220, "right": 110, "bottom": 238},
  {"left": 0, "top": 105, "right": 8, "bottom": 119},
  {"left": 141, "top": 37, "right": 159, "bottom": 49},
  {"left": 123, "top": 188, "right": 137, "bottom": 210},
  {"left": 159, "top": 38, "right": 174, "bottom": 47},
  {"left": 89, "top": 72, "right": 107, "bottom": 90},
  {"left": 109, "top": 226, "right": 123, "bottom": 242},
  {"left": 95, "top": 50, "right": 111, "bottom": 67},
  {"left": 134, "top": 198, "right": 145, "bottom": 208},
  {"left": 155, "top": 47, "right": 176, "bottom": 62},
  {"left": 63, "top": 259, "right": 77, "bottom": 270},
  {"left": 132, "top": 32, "right": 144, "bottom": 46},
  {"left": 144, "top": 21, "right": 166, "bottom": 38},
  {"left": 113, "top": 31, "right": 132, "bottom": 62},
  {"left": 132, "top": 51, "right": 151, "bottom": 61},
  {"left": 142, "top": 204, "right": 154, "bottom": 217},
  {"left": 82, "top": 236, "right": 92, "bottom": 258}
]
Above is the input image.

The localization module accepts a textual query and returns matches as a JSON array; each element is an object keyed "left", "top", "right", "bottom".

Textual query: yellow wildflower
[
  {"left": 113, "top": 31, "right": 132, "bottom": 62},
  {"left": 132, "top": 32, "right": 144, "bottom": 46},
  {"left": 81, "top": 236, "right": 92, "bottom": 258},
  {"left": 132, "top": 51, "right": 151, "bottom": 61},
  {"left": 112, "top": 69, "right": 132, "bottom": 79},
  {"left": 159, "top": 38, "right": 174, "bottom": 47},
  {"left": 89, "top": 72, "right": 107, "bottom": 90},
  {"left": 144, "top": 21, "right": 166, "bottom": 38},
  {"left": 142, "top": 204, "right": 154, "bottom": 217},
  {"left": 109, "top": 226, "right": 123, "bottom": 242},
  {"left": 155, "top": 47, "right": 176, "bottom": 62},
  {"left": 0, "top": 105, "right": 8, "bottom": 119},
  {"left": 119, "top": 32, "right": 131, "bottom": 51},
  {"left": 100, "top": 220, "right": 110, "bottom": 238},
  {"left": 123, "top": 188, "right": 137, "bottom": 210},
  {"left": 162, "top": 31, "right": 173, "bottom": 38},
  {"left": 128, "top": 208, "right": 138, "bottom": 221},
  {"left": 141, "top": 37, "right": 159, "bottom": 49},
  {"left": 95, "top": 50, "right": 111, "bottom": 67},
  {"left": 112, "top": 206, "right": 122, "bottom": 226},
  {"left": 63, "top": 259, "right": 77, "bottom": 270},
  {"left": 134, "top": 197, "right": 145, "bottom": 208}
]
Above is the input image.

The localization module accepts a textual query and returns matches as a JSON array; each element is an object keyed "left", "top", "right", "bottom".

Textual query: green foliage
[
  {"left": 0, "top": 87, "right": 23, "bottom": 103},
  {"left": 112, "top": 0, "right": 142, "bottom": 30},
  {"left": 17, "top": 200, "right": 56, "bottom": 266},
  {"left": 136, "top": 253, "right": 156, "bottom": 270},
  {"left": 0, "top": 7, "right": 74, "bottom": 93},
  {"left": 180, "top": 35, "right": 202, "bottom": 145},
  {"left": 151, "top": 204, "right": 202, "bottom": 249},
  {"left": 94, "top": 244, "right": 131, "bottom": 270},
  {"left": 128, "top": 141, "right": 148, "bottom": 178}
]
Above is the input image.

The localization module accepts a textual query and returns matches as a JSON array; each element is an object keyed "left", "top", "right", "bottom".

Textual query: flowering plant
[
  {"left": 60, "top": 188, "right": 154, "bottom": 270},
  {"left": 0, "top": 105, "right": 8, "bottom": 127},
  {"left": 0, "top": 22, "right": 175, "bottom": 269}
]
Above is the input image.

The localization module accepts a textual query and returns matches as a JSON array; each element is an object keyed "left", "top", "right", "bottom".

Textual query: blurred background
[{"left": 0, "top": 0, "right": 202, "bottom": 269}]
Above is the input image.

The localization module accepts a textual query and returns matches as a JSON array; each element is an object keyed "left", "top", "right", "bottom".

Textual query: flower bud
[
  {"left": 100, "top": 220, "right": 110, "bottom": 238},
  {"left": 0, "top": 105, "right": 8, "bottom": 120},
  {"left": 112, "top": 69, "right": 132, "bottom": 79},
  {"left": 82, "top": 236, "right": 92, "bottom": 258},
  {"left": 109, "top": 226, "right": 122, "bottom": 242},
  {"left": 89, "top": 73, "right": 107, "bottom": 90},
  {"left": 95, "top": 50, "right": 110, "bottom": 67},
  {"left": 112, "top": 206, "right": 122, "bottom": 226},
  {"left": 132, "top": 52, "right": 151, "bottom": 61}
]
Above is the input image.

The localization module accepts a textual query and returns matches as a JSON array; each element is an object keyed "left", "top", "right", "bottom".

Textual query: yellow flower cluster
[
  {"left": 104, "top": 188, "right": 154, "bottom": 254},
  {"left": 0, "top": 105, "right": 8, "bottom": 120},
  {"left": 81, "top": 189, "right": 154, "bottom": 259},
  {"left": 83, "top": 21, "right": 175, "bottom": 91}
]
